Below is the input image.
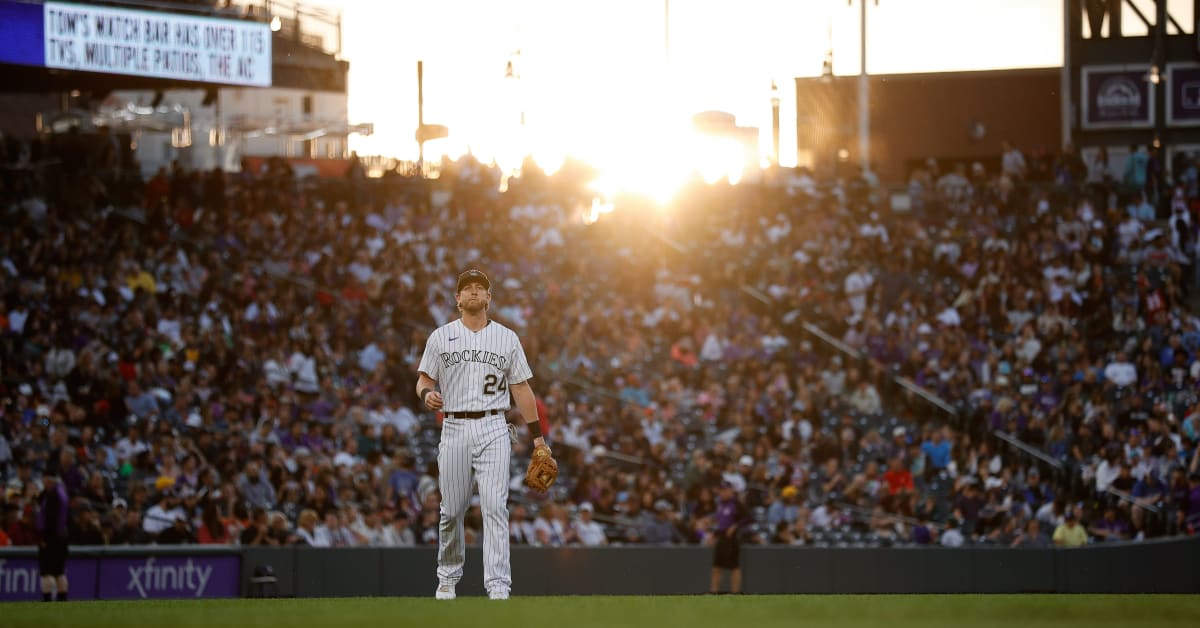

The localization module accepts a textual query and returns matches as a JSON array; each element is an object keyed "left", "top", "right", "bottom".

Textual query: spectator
[
  {"left": 1184, "top": 472, "right": 1200, "bottom": 533},
  {"left": 883, "top": 454, "right": 915, "bottom": 497},
  {"left": 237, "top": 460, "right": 276, "bottom": 511},
  {"left": 844, "top": 264, "right": 874, "bottom": 319},
  {"left": 1123, "top": 145, "right": 1149, "bottom": 191},
  {"left": 1104, "top": 352, "right": 1138, "bottom": 389},
  {"left": 810, "top": 496, "right": 843, "bottom": 531},
  {"left": 69, "top": 505, "right": 105, "bottom": 546},
  {"left": 1088, "top": 507, "right": 1130, "bottom": 543},
  {"left": 921, "top": 427, "right": 953, "bottom": 474},
  {"left": 197, "top": 502, "right": 233, "bottom": 544},
  {"left": 911, "top": 515, "right": 936, "bottom": 546},
  {"left": 1010, "top": 518, "right": 1050, "bottom": 548},
  {"left": 1087, "top": 147, "right": 1113, "bottom": 183},
  {"left": 1129, "top": 191, "right": 1156, "bottom": 222},
  {"left": 268, "top": 512, "right": 302, "bottom": 545},
  {"left": 156, "top": 516, "right": 196, "bottom": 545},
  {"left": 113, "top": 508, "right": 151, "bottom": 545},
  {"left": 766, "top": 486, "right": 802, "bottom": 527},
  {"left": 573, "top": 502, "right": 607, "bottom": 547},
  {"left": 239, "top": 507, "right": 275, "bottom": 546},
  {"left": 952, "top": 480, "right": 986, "bottom": 536},
  {"left": 532, "top": 504, "right": 567, "bottom": 547},
  {"left": 1022, "top": 468, "right": 1053, "bottom": 511},
  {"left": 641, "top": 500, "right": 683, "bottom": 545},
  {"left": 295, "top": 509, "right": 325, "bottom": 547},
  {"left": 1053, "top": 510, "right": 1088, "bottom": 547},
  {"left": 770, "top": 521, "right": 795, "bottom": 545},
  {"left": 509, "top": 504, "right": 536, "bottom": 545},
  {"left": 143, "top": 491, "right": 185, "bottom": 538},
  {"left": 1001, "top": 140, "right": 1027, "bottom": 180},
  {"left": 940, "top": 517, "right": 965, "bottom": 547},
  {"left": 722, "top": 456, "right": 753, "bottom": 493},
  {"left": 1131, "top": 471, "right": 1167, "bottom": 534},
  {"left": 848, "top": 377, "right": 882, "bottom": 415},
  {"left": 380, "top": 511, "right": 416, "bottom": 547},
  {"left": 349, "top": 507, "right": 385, "bottom": 546}
]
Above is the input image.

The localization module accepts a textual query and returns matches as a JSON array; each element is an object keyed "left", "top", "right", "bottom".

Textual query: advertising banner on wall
[
  {"left": 97, "top": 555, "right": 240, "bottom": 599},
  {"left": 1167, "top": 63, "right": 1200, "bottom": 127},
  {"left": 0, "top": 554, "right": 239, "bottom": 601},
  {"left": 1081, "top": 65, "right": 1154, "bottom": 130},
  {"left": 0, "top": 558, "right": 97, "bottom": 602}
]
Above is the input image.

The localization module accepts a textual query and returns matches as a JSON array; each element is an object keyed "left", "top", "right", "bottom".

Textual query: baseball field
[{"left": 4, "top": 594, "right": 1199, "bottom": 627}]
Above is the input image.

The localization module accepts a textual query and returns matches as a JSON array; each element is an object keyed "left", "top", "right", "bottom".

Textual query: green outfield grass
[{"left": 4, "top": 594, "right": 1199, "bottom": 628}]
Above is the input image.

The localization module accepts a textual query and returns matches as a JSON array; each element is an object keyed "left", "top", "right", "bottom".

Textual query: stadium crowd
[{"left": 2, "top": 132, "right": 1200, "bottom": 553}]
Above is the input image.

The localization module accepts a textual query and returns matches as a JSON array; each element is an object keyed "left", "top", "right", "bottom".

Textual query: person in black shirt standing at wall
[
  {"left": 36, "top": 473, "right": 70, "bottom": 601},
  {"left": 709, "top": 480, "right": 750, "bottom": 594}
]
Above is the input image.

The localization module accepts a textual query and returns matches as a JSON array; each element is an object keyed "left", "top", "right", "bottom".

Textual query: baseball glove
[{"left": 524, "top": 444, "right": 558, "bottom": 492}]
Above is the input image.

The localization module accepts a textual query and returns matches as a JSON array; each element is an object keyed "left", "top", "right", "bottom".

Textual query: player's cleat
[
  {"left": 435, "top": 583, "right": 456, "bottom": 600},
  {"left": 488, "top": 590, "right": 509, "bottom": 600}
]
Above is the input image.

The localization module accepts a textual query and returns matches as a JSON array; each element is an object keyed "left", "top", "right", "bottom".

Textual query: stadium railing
[
  {"left": 992, "top": 430, "right": 1066, "bottom": 478},
  {"left": 794, "top": 319, "right": 960, "bottom": 431},
  {"left": 1105, "top": 486, "right": 1168, "bottom": 536}
]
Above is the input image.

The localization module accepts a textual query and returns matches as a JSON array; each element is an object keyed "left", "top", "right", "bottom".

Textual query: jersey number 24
[{"left": 483, "top": 374, "right": 507, "bottom": 395}]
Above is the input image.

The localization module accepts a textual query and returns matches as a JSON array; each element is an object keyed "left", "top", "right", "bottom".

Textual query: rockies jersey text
[{"left": 418, "top": 319, "right": 532, "bottom": 412}]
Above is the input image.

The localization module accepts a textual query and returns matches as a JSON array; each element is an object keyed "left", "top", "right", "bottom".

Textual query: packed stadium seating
[{"left": 2, "top": 135, "right": 1200, "bottom": 554}]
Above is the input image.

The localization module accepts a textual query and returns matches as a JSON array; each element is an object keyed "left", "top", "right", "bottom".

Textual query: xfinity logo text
[
  {"left": 126, "top": 556, "right": 213, "bottom": 598},
  {"left": 0, "top": 559, "right": 39, "bottom": 594}
]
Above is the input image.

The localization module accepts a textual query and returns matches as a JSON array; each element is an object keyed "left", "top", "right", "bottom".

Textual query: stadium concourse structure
[{"left": 0, "top": 0, "right": 370, "bottom": 177}]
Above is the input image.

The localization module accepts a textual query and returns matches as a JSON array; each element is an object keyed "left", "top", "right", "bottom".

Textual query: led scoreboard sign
[{"left": 0, "top": 0, "right": 272, "bottom": 87}]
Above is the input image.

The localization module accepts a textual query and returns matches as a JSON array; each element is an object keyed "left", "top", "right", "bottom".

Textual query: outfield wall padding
[{"left": 2, "top": 537, "right": 1198, "bottom": 599}]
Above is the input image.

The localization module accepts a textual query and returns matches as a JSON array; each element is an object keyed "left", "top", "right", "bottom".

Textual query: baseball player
[{"left": 416, "top": 269, "right": 558, "bottom": 600}]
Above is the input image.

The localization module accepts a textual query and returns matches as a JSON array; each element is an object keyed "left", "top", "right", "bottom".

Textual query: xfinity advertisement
[{"left": 0, "top": 555, "right": 239, "bottom": 601}]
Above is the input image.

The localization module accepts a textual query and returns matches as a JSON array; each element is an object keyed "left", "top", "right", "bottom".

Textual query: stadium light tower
[
  {"left": 850, "top": 0, "right": 878, "bottom": 173},
  {"left": 770, "top": 80, "right": 781, "bottom": 165},
  {"left": 664, "top": 0, "right": 670, "bottom": 64},
  {"left": 820, "top": 23, "right": 835, "bottom": 84},
  {"left": 505, "top": 49, "right": 525, "bottom": 128}
]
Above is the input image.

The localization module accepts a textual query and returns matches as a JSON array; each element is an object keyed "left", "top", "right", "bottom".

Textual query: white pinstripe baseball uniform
[{"left": 419, "top": 316, "right": 532, "bottom": 597}]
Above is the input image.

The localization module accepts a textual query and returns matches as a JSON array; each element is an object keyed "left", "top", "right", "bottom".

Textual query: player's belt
[{"left": 444, "top": 410, "right": 505, "bottom": 419}]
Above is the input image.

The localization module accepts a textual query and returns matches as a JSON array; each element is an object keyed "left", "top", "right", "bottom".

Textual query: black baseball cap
[{"left": 457, "top": 269, "right": 490, "bottom": 292}]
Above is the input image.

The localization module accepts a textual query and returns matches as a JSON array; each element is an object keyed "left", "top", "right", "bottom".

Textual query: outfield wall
[{"left": 2, "top": 538, "right": 1198, "bottom": 599}]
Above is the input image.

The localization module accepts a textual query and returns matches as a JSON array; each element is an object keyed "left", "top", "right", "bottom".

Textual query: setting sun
[{"left": 320, "top": 0, "right": 1070, "bottom": 195}]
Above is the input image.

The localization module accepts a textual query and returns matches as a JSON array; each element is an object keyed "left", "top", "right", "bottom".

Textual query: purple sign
[
  {"left": 1168, "top": 64, "right": 1200, "bottom": 126},
  {"left": 0, "top": 558, "right": 97, "bottom": 601},
  {"left": 0, "top": 0, "right": 45, "bottom": 68},
  {"left": 1082, "top": 66, "right": 1154, "bottom": 129},
  {"left": 97, "top": 555, "right": 240, "bottom": 599}
]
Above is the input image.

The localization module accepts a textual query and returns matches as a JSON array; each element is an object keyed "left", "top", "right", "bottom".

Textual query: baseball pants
[{"left": 436, "top": 415, "right": 512, "bottom": 594}]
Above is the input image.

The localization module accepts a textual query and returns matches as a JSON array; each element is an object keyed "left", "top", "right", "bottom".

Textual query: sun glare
[
  {"left": 488, "top": 87, "right": 744, "bottom": 203},
  {"left": 339, "top": 0, "right": 1072, "bottom": 197},
  {"left": 340, "top": 0, "right": 788, "bottom": 199}
]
